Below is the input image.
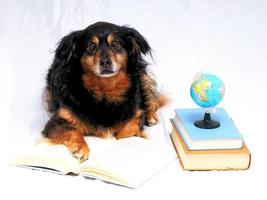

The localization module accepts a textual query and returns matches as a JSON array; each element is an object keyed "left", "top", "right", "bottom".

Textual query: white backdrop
[{"left": 1, "top": 0, "right": 267, "bottom": 199}]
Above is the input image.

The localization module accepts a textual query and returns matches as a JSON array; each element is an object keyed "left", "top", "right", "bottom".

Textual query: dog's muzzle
[{"left": 96, "top": 58, "right": 118, "bottom": 77}]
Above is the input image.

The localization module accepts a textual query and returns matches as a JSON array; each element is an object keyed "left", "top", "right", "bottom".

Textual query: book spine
[{"left": 172, "top": 116, "right": 192, "bottom": 150}]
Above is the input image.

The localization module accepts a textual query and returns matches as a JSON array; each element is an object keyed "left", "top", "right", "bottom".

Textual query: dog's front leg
[
  {"left": 42, "top": 115, "right": 89, "bottom": 162},
  {"left": 115, "top": 110, "right": 147, "bottom": 139}
]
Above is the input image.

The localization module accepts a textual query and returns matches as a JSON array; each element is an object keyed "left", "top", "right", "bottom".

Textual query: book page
[
  {"left": 11, "top": 141, "right": 80, "bottom": 174},
  {"left": 80, "top": 136, "right": 175, "bottom": 188},
  {"left": 83, "top": 136, "right": 117, "bottom": 158},
  {"left": 11, "top": 117, "right": 176, "bottom": 188}
]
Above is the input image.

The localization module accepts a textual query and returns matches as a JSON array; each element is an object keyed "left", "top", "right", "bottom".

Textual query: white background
[{"left": 1, "top": 0, "right": 267, "bottom": 199}]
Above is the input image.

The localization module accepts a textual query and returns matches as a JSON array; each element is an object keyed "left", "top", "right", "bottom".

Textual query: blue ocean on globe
[{"left": 190, "top": 73, "right": 225, "bottom": 108}]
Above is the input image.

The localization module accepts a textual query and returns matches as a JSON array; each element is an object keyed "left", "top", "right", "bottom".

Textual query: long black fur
[{"left": 44, "top": 22, "right": 152, "bottom": 130}]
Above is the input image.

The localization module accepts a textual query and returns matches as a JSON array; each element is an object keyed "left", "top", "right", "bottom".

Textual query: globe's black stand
[{"left": 194, "top": 112, "right": 220, "bottom": 129}]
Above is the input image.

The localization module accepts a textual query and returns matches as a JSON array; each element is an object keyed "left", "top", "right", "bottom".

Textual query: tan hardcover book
[{"left": 170, "top": 120, "right": 251, "bottom": 171}]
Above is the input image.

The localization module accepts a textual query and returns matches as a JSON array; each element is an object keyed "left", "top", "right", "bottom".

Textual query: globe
[
  {"left": 190, "top": 72, "right": 225, "bottom": 129},
  {"left": 190, "top": 73, "right": 225, "bottom": 108}
]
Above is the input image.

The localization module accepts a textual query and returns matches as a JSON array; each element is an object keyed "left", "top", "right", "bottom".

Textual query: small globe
[{"left": 190, "top": 72, "right": 225, "bottom": 108}]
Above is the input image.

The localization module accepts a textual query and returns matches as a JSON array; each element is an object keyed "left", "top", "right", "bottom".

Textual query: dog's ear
[
  {"left": 121, "top": 26, "right": 152, "bottom": 58},
  {"left": 55, "top": 30, "right": 83, "bottom": 63}
]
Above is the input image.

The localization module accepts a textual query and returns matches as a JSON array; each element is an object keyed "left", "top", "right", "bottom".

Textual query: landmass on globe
[{"left": 190, "top": 72, "right": 225, "bottom": 108}]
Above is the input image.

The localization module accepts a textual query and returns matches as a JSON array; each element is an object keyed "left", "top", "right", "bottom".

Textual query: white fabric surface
[{"left": 1, "top": 0, "right": 267, "bottom": 199}]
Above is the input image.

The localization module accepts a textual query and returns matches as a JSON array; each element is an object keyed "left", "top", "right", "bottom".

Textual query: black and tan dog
[{"left": 42, "top": 22, "right": 167, "bottom": 162}]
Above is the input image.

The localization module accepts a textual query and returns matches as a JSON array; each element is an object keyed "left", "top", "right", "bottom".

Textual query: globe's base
[
  {"left": 194, "top": 120, "right": 220, "bottom": 129},
  {"left": 194, "top": 112, "right": 220, "bottom": 129}
]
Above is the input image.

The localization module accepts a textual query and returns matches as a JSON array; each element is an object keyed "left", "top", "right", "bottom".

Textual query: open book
[{"left": 11, "top": 123, "right": 175, "bottom": 189}]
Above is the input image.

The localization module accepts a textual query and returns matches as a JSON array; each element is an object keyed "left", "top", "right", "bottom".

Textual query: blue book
[{"left": 173, "top": 108, "right": 244, "bottom": 150}]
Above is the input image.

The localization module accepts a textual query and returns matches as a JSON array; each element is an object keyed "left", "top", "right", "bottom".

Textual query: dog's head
[{"left": 55, "top": 22, "right": 151, "bottom": 78}]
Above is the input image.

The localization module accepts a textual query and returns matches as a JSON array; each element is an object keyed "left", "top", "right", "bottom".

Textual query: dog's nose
[{"left": 100, "top": 58, "right": 111, "bottom": 67}]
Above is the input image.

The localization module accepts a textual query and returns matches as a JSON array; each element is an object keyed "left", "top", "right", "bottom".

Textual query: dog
[{"left": 42, "top": 22, "right": 167, "bottom": 162}]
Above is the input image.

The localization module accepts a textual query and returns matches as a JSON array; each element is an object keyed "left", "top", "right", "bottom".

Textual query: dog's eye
[
  {"left": 112, "top": 41, "right": 120, "bottom": 50},
  {"left": 88, "top": 43, "right": 96, "bottom": 50}
]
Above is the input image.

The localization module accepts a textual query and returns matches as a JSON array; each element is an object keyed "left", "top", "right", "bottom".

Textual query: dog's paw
[
  {"left": 146, "top": 112, "right": 159, "bottom": 126},
  {"left": 67, "top": 141, "right": 90, "bottom": 162},
  {"left": 136, "top": 131, "right": 148, "bottom": 139}
]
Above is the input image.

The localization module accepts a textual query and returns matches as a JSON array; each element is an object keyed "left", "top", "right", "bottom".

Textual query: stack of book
[{"left": 170, "top": 108, "right": 251, "bottom": 171}]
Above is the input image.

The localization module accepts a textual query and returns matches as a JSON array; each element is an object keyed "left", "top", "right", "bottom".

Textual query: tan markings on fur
[
  {"left": 48, "top": 130, "right": 89, "bottom": 162},
  {"left": 92, "top": 36, "right": 99, "bottom": 46},
  {"left": 107, "top": 34, "right": 113, "bottom": 46},
  {"left": 108, "top": 48, "right": 128, "bottom": 71},
  {"left": 157, "top": 94, "right": 169, "bottom": 107},
  {"left": 107, "top": 34, "right": 128, "bottom": 71},
  {"left": 80, "top": 51, "right": 101, "bottom": 73},
  {"left": 58, "top": 107, "right": 116, "bottom": 138},
  {"left": 115, "top": 110, "right": 147, "bottom": 139},
  {"left": 82, "top": 71, "right": 130, "bottom": 103},
  {"left": 58, "top": 107, "right": 89, "bottom": 134}
]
